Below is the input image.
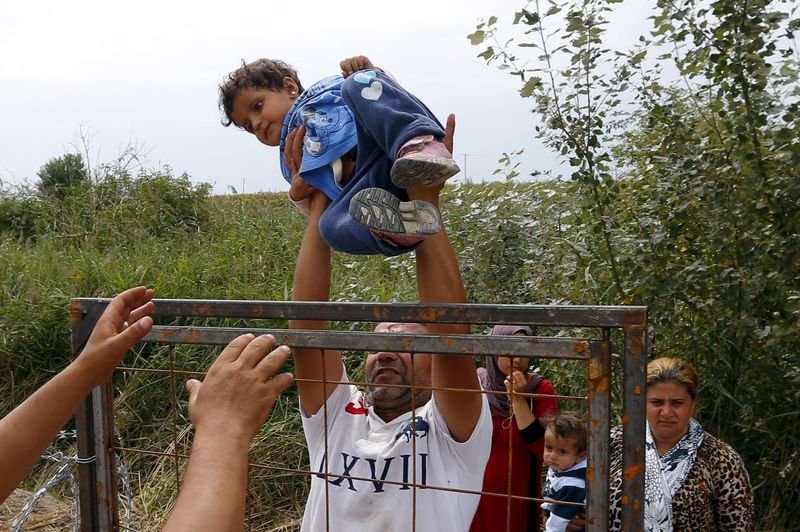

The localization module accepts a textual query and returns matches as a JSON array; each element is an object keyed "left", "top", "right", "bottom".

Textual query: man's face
[{"left": 364, "top": 323, "right": 432, "bottom": 418}]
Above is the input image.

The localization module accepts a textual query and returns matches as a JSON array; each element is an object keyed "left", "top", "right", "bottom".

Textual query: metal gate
[{"left": 70, "top": 298, "right": 647, "bottom": 531}]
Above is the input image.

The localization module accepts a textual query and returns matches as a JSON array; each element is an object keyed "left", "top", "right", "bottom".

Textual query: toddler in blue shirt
[
  {"left": 542, "top": 413, "right": 588, "bottom": 532},
  {"left": 219, "top": 55, "right": 458, "bottom": 256}
]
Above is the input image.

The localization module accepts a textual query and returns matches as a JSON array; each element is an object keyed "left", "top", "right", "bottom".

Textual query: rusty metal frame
[{"left": 70, "top": 298, "right": 647, "bottom": 531}]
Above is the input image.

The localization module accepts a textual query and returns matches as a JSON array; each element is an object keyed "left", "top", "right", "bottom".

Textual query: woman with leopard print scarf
[{"left": 607, "top": 358, "right": 755, "bottom": 531}]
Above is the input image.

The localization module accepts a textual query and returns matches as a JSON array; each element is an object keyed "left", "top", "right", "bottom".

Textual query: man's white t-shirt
[{"left": 300, "top": 369, "right": 492, "bottom": 532}]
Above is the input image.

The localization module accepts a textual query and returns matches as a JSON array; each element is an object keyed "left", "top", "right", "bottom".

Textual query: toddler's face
[
  {"left": 231, "top": 84, "right": 296, "bottom": 147},
  {"left": 543, "top": 429, "right": 585, "bottom": 473}
]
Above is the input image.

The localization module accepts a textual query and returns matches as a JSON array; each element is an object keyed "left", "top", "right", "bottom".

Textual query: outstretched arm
[
  {"left": 0, "top": 286, "right": 155, "bottom": 503},
  {"left": 410, "top": 115, "right": 483, "bottom": 443},
  {"left": 285, "top": 126, "right": 343, "bottom": 417},
  {"left": 163, "top": 334, "right": 293, "bottom": 532}
]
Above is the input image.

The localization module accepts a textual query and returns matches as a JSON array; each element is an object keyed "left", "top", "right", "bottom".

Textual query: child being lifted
[{"left": 219, "top": 55, "right": 459, "bottom": 256}]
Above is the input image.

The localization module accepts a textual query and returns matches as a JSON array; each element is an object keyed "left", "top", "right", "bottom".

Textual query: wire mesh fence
[{"left": 70, "top": 298, "right": 647, "bottom": 531}]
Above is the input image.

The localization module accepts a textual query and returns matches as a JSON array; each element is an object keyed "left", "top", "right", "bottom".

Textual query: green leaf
[
  {"left": 467, "top": 30, "right": 486, "bottom": 45},
  {"left": 520, "top": 76, "right": 542, "bottom": 98}
]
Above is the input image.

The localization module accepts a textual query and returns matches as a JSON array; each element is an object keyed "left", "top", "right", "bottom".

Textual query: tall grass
[{"left": 1, "top": 176, "right": 797, "bottom": 529}]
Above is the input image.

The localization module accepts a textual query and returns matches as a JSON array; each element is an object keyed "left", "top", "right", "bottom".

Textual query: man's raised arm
[
  {"left": 289, "top": 189, "right": 343, "bottom": 417},
  {"left": 410, "top": 115, "right": 483, "bottom": 443}
]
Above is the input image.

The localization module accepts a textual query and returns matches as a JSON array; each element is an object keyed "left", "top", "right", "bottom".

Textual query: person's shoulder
[
  {"left": 534, "top": 376, "right": 557, "bottom": 395},
  {"left": 429, "top": 391, "right": 491, "bottom": 444},
  {"left": 700, "top": 432, "right": 746, "bottom": 467}
]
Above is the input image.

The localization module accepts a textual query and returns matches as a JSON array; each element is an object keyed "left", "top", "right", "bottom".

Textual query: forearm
[
  {"left": 413, "top": 196, "right": 481, "bottom": 441},
  {"left": 415, "top": 226, "right": 468, "bottom": 334},
  {"left": 511, "top": 396, "right": 537, "bottom": 430},
  {"left": 163, "top": 430, "right": 250, "bottom": 532},
  {"left": 289, "top": 194, "right": 341, "bottom": 414},
  {"left": 289, "top": 210, "right": 331, "bottom": 328},
  {"left": 0, "top": 361, "right": 96, "bottom": 502}
]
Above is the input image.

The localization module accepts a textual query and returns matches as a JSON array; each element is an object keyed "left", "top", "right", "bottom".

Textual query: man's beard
[
  {"left": 366, "top": 374, "right": 413, "bottom": 406},
  {"left": 365, "top": 363, "right": 430, "bottom": 411}
]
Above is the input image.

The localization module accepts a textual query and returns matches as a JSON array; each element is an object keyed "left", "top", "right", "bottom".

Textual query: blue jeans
[{"left": 318, "top": 70, "right": 445, "bottom": 256}]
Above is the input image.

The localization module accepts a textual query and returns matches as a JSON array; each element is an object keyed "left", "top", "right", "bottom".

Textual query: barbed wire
[
  {"left": 11, "top": 428, "right": 136, "bottom": 531},
  {"left": 115, "top": 427, "right": 136, "bottom": 529},
  {"left": 11, "top": 430, "right": 80, "bottom": 532}
]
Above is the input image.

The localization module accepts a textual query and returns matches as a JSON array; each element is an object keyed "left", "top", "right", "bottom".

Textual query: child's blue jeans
[{"left": 319, "top": 70, "right": 446, "bottom": 256}]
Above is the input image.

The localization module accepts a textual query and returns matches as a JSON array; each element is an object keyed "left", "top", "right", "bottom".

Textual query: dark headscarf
[{"left": 478, "top": 325, "right": 542, "bottom": 417}]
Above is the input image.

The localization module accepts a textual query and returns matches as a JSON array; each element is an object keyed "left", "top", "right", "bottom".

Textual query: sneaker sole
[
  {"left": 390, "top": 158, "right": 461, "bottom": 189},
  {"left": 349, "top": 188, "right": 441, "bottom": 237}
]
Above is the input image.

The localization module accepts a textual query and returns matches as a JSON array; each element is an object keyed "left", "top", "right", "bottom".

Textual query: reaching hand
[
  {"left": 185, "top": 334, "right": 293, "bottom": 440},
  {"left": 340, "top": 55, "right": 376, "bottom": 78},
  {"left": 0, "top": 286, "right": 154, "bottom": 503},
  {"left": 79, "top": 286, "right": 155, "bottom": 387},
  {"left": 163, "top": 335, "right": 293, "bottom": 531}
]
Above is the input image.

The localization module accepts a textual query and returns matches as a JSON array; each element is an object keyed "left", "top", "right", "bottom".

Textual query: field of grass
[{"left": 1, "top": 177, "right": 797, "bottom": 529}]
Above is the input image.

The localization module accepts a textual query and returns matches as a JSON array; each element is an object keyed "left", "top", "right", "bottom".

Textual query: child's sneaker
[
  {"left": 390, "top": 135, "right": 460, "bottom": 188},
  {"left": 349, "top": 188, "right": 441, "bottom": 244}
]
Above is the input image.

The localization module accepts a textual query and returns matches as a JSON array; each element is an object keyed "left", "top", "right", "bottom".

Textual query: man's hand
[
  {"left": 443, "top": 113, "right": 455, "bottom": 154},
  {"left": 163, "top": 335, "right": 293, "bottom": 531},
  {"left": 340, "top": 55, "right": 376, "bottom": 77},
  {"left": 79, "top": 286, "right": 155, "bottom": 387},
  {"left": 185, "top": 334, "right": 293, "bottom": 440},
  {"left": 285, "top": 125, "right": 306, "bottom": 177},
  {"left": 289, "top": 174, "right": 314, "bottom": 202},
  {"left": 285, "top": 124, "right": 316, "bottom": 203}
]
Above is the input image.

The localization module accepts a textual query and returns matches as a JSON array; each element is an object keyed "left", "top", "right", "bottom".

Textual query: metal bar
[
  {"left": 92, "top": 382, "right": 119, "bottom": 531},
  {"left": 72, "top": 299, "right": 120, "bottom": 531},
  {"left": 70, "top": 299, "right": 105, "bottom": 357},
  {"left": 74, "top": 398, "right": 96, "bottom": 532},
  {"left": 621, "top": 324, "right": 647, "bottom": 531},
  {"left": 142, "top": 326, "right": 595, "bottom": 359},
  {"left": 586, "top": 339, "right": 611, "bottom": 532},
  {"left": 72, "top": 303, "right": 101, "bottom": 532},
  {"left": 71, "top": 298, "right": 647, "bottom": 327}
]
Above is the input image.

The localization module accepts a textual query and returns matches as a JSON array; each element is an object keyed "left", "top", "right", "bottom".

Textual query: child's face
[
  {"left": 543, "top": 429, "right": 585, "bottom": 473},
  {"left": 230, "top": 80, "right": 297, "bottom": 147}
]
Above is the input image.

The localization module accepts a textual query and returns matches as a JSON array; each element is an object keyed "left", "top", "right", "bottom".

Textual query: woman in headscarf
[
  {"left": 470, "top": 325, "right": 558, "bottom": 532},
  {"left": 608, "top": 357, "right": 755, "bottom": 531}
]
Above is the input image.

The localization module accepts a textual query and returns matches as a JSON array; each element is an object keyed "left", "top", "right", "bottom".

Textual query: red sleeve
[
  {"left": 533, "top": 379, "right": 558, "bottom": 419},
  {"left": 519, "top": 379, "right": 559, "bottom": 450}
]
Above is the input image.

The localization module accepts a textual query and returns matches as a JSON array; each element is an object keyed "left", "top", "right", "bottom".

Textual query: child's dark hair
[
  {"left": 542, "top": 412, "right": 587, "bottom": 454},
  {"left": 218, "top": 58, "right": 304, "bottom": 127}
]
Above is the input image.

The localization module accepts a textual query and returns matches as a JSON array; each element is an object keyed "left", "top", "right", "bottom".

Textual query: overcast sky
[{"left": 0, "top": 1, "right": 651, "bottom": 195}]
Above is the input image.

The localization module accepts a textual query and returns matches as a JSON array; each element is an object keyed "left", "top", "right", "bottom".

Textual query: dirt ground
[{"left": 0, "top": 489, "right": 75, "bottom": 531}]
